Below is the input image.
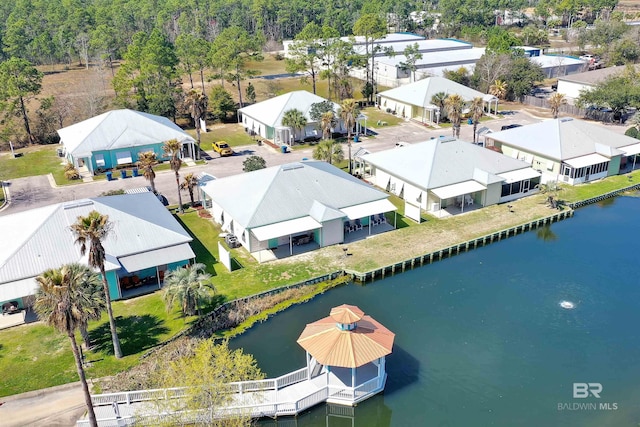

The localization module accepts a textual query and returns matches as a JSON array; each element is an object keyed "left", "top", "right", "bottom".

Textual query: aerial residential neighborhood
[{"left": 1, "top": 1, "right": 640, "bottom": 426}]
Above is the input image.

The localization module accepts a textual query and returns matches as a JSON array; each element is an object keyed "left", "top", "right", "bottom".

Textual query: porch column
[
  {"left": 377, "top": 358, "right": 381, "bottom": 378},
  {"left": 156, "top": 267, "right": 161, "bottom": 288},
  {"left": 307, "top": 351, "right": 311, "bottom": 380},
  {"left": 351, "top": 367, "right": 356, "bottom": 399},
  {"left": 289, "top": 235, "right": 293, "bottom": 256}
]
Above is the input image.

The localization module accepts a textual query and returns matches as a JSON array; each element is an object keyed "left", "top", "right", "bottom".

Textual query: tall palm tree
[
  {"left": 548, "top": 92, "right": 567, "bottom": 119},
  {"left": 320, "top": 111, "right": 335, "bottom": 140},
  {"left": 187, "top": 89, "right": 208, "bottom": 160},
  {"left": 431, "top": 92, "right": 447, "bottom": 123},
  {"left": 312, "top": 139, "right": 344, "bottom": 165},
  {"left": 137, "top": 151, "right": 158, "bottom": 194},
  {"left": 71, "top": 211, "right": 122, "bottom": 359},
  {"left": 281, "top": 109, "right": 307, "bottom": 144},
  {"left": 35, "top": 264, "right": 100, "bottom": 427},
  {"left": 339, "top": 98, "right": 360, "bottom": 174},
  {"left": 162, "top": 263, "right": 214, "bottom": 316},
  {"left": 489, "top": 79, "right": 508, "bottom": 100},
  {"left": 444, "top": 94, "right": 465, "bottom": 138},
  {"left": 470, "top": 97, "right": 485, "bottom": 143},
  {"left": 163, "top": 139, "right": 184, "bottom": 214},
  {"left": 180, "top": 173, "right": 199, "bottom": 207}
]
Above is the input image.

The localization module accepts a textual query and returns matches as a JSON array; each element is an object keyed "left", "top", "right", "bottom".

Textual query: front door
[{"left": 522, "top": 179, "right": 530, "bottom": 193}]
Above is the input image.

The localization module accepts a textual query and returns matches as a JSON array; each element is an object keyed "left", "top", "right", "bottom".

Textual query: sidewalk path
[{"left": 1, "top": 381, "right": 86, "bottom": 427}]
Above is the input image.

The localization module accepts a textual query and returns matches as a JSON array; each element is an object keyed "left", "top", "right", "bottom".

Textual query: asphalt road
[{"left": 0, "top": 111, "right": 628, "bottom": 216}]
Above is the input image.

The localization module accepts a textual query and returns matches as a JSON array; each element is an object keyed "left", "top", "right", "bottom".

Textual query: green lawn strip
[
  {"left": 557, "top": 170, "right": 640, "bottom": 203},
  {"left": 246, "top": 55, "right": 288, "bottom": 76},
  {"left": 0, "top": 184, "right": 5, "bottom": 204},
  {"left": 186, "top": 125, "right": 255, "bottom": 151}
]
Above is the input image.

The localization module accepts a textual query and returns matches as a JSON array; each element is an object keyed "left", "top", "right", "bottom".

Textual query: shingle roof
[
  {"left": 57, "top": 109, "right": 195, "bottom": 157},
  {"left": 200, "top": 161, "right": 388, "bottom": 229},
  {"left": 486, "top": 118, "right": 639, "bottom": 161},
  {"left": 0, "top": 193, "right": 192, "bottom": 283},
  {"left": 238, "top": 91, "right": 340, "bottom": 128},
  {"left": 362, "top": 138, "right": 533, "bottom": 190}
]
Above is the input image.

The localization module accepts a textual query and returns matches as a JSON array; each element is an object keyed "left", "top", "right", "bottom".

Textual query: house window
[
  {"left": 95, "top": 153, "right": 106, "bottom": 167},
  {"left": 116, "top": 151, "right": 133, "bottom": 165}
]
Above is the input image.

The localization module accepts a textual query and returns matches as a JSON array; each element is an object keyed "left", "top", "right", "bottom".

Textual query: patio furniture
[{"left": 2, "top": 301, "right": 19, "bottom": 315}]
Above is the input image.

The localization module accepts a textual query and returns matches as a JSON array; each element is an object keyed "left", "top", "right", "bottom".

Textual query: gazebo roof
[{"left": 297, "top": 305, "right": 395, "bottom": 368}]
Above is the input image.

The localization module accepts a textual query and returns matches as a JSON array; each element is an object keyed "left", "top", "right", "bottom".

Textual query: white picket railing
[{"left": 83, "top": 368, "right": 385, "bottom": 426}]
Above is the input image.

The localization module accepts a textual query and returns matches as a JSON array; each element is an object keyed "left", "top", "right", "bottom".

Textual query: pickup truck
[{"left": 212, "top": 141, "right": 233, "bottom": 157}]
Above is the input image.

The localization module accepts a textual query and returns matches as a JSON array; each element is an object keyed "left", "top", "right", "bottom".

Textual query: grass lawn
[
  {"left": 246, "top": 55, "right": 289, "bottom": 76},
  {"left": 0, "top": 292, "right": 193, "bottom": 397},
  {"left": 362, "top": 107, "right": 403, "bottom": 127},
  {"left": 0, "top": 145, "right": 79, "bottom": 185},
  {"left": 557, "top": 169, "right": 640, "bottom": 203},
  {"left": 0, "top": 184, "right": 4, "bottom": 204},
  {"left": 187, "top": 125, "right": 255, "bottom": 151}
]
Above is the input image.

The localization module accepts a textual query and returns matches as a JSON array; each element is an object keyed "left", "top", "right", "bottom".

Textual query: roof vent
[
  {"left": 63, "top": 200, "right": 94, "bottom": 210},
  {"left": 282, "top": 164, "right": 304, "bottom": 171}
]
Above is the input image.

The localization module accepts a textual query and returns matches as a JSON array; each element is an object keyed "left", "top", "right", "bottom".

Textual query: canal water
[{"left": 230, "top": 196, "right": 640, "bottom": 427}]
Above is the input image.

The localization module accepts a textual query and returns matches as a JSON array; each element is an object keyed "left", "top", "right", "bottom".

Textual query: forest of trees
[
  {"left": 0, "top": 0, "right": 629, "bottom": 146},
  {"left": 0, "top": 0, "right": 622, "bottom": 67}
]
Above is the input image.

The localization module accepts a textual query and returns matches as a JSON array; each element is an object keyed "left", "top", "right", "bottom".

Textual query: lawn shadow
[
  {"left": 174, "top": 215, "right": 218, "bottom": 277},
  {"left": 89, "top": 314, "right": 169, "bottom": 357}
]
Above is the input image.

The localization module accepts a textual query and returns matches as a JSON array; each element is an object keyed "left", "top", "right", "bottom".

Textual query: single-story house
[
  {"left": 485, "top": 118, "right": 640, "bottom": 185},
  {"left": 518, "top": 47, "right": 588, "bottom": 78},
  {"left": 359, "top": 137, "right": 541, "bottom": 215},
  {"left": 238, "top": 91, "right": 345, "bottom": 146},
  {"left": 199, "top": 161, "right": 397, "bottom": 259},
  {"left": 376, "top": 76, "right": 498, "bottom": 124},
  {"left": 557, "top": 65, "right": 640, "bottom": 101},
  {"left": 57, "top": 109, "right": 196, "bottom": 174},
  {"left": 0, "top": 193, "right": 195, "bottom": 310}
]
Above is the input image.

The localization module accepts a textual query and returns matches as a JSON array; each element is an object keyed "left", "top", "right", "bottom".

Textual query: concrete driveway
[{"left": 3, "top": 109, "right": 626, "bottom": 216}]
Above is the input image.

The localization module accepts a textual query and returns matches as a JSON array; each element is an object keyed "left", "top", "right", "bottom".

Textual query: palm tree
[
  {"left": 313, "top": 139, "right": 344, "bottom": 165},
  {"left": 444, "top": 94, "right": 465, "bottom": 138},
  {"left": 187, "top": 89, "right": 208, "bottom": 160},
  {"left": 489, "top": 80, "right": 508, "bottom": 100},
  {"left": 180, "top": 173, "right": 199, "bottom": 207},
  {"left": 431, "top": 92, "right": 447, "bottom": 124},
  {"left": 281, "top": 109, "right": 307, "bottom": 144},
  {"left": 137, "top": 151, "right": 158, "bottom": 194},
  {"left": 320, "top": 111, "right": 335, "bottom": 140},
  {"left": 162, "top": 263, "right": 214, "bottom": 316},
  {"left": 470, "top": 97, "right": 485, "bottom": 143},
  {"left": 70, "top": 211, "right": 122, "bottom": 359},
  {"left": 339, "top": 98, "right": 360, "bottom": 174},
  {"left": 163, "top": 139, "right": 184, "bottom": 214},
  {"left": 35, "top": 264, "right": 101, "bottom": 427},
  {"left": 548, "top": 92, "right": 567, "bottom": 119}
]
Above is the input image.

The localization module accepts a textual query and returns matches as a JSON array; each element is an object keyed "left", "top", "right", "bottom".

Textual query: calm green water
[{"left": 231, "top": 196, "right": 640, "bottom": 427}]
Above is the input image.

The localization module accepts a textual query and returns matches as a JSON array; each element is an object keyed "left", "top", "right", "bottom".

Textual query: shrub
[{"left": 625, "top": 127, "right": 639, "bottom": 139}]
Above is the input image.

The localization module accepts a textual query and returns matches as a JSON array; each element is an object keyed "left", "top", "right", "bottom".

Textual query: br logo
[{"left": 573, "top": 383, "right": 602, "bottom": 398}]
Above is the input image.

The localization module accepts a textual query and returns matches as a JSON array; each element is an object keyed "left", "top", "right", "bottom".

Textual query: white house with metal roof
[
  {"left": 57, "top": 109, "right": 196, "bottom": 175},
  {"left": 376, "top": 76, "right": 498, "bottom": 125},
  {"left": 485, "top": 118, "right": 640, "bottom": 185},
  {"left": 0, "top": 193, "right": 195, "bottom": 312},
  {"left": 282, "top": 32, "right": 425, "bottom": 58},
  {"left": 238, "top": 91, "right": 344, "bottom": 146},
  {"left": 556, "top": 65, "right": 640, "bottom": 102},
  {"left": 359, "top": 137, "right": 541, "bottom": 216},
  {"left": 199, "top": 161, "right": 396, "bottom": 260}
]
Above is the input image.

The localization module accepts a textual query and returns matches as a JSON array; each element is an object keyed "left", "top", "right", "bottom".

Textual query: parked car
[
  {"left": 500, "top": 124, "right": 522, "bottom": 131},
  {"left": 212, "top": 141, "right": 233, "bottom": 157}
]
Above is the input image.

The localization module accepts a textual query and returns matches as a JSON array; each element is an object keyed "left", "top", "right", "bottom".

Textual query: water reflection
[
  {"left": 535, "top": 225, "right": 557, "bottom": 242},
  {"left": 256, "top": 399, "right": 393, "bottom": 427}
]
